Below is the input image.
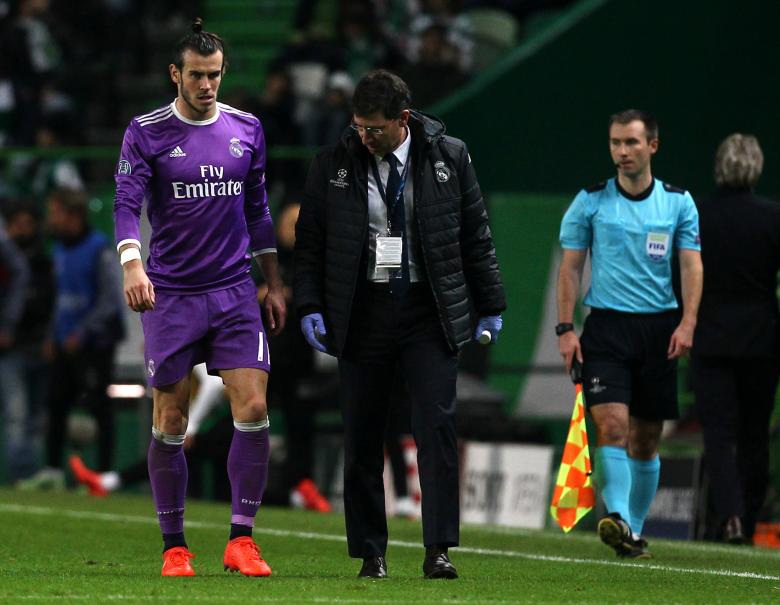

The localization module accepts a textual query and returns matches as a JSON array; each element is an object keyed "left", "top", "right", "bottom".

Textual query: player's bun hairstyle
[
  {"left": 714, "top": 133, "right": 763, "bottom": 190},
  {"left": 173, "top": 17, "right": 228, "bottom": 71},
  {"left": 608, "top": 109, "right": 658, "bottom": 142},
  {"left": 352, "top": 69, "right": 411, "bottom": 120}
]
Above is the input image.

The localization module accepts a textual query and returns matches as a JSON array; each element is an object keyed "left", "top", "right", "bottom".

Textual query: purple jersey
[{"left": 114, "top": 101, "right": 276, "bottom": 293}]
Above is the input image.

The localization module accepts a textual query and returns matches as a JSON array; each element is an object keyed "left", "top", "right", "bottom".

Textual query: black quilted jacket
[{"left": 294, "top": 111, "right": 506, "bottom": 355}]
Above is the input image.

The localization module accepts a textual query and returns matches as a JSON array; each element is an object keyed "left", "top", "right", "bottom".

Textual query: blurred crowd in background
[
  {"left": 0, "top": 0, "right": 574, "bottom": 205},
  {"left": 0, "top": 0, "right": 577, "bottom": 514}
]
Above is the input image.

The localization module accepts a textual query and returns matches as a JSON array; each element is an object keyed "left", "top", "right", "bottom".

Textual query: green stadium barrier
[{"left": 433, "top": 0, "right": 780, "bottom": 199}]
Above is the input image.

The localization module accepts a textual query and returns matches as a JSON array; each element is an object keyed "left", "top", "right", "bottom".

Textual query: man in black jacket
[
  {"left": 294, "top": 70, "right": 505, "bottom": 579},
  {"left": 692, "top": 133, "right": 780, "bottom": 544}
]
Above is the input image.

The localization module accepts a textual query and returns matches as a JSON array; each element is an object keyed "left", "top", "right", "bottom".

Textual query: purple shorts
[{"left": 141, "top": 279, "right": 270, "bottom": 387}]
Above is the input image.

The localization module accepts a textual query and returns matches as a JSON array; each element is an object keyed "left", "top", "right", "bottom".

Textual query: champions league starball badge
[
  {"left": 434, "top": 161, "right": 451, "bottom": 183},
  {"left": 229, "top": 137, "right": 244, "bottom": 158}
]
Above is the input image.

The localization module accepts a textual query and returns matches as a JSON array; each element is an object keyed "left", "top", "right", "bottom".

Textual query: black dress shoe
[
  {"left": 423, "top": 550, "right": 458, "bottom": 579},
  {"left": 358, "top": 556, "right": 387, "bottom": 578}
]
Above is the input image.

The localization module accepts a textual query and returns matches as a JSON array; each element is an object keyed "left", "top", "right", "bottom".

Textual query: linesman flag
[{"left": 550, "top": 381, "right": 595, "bottom": 532}]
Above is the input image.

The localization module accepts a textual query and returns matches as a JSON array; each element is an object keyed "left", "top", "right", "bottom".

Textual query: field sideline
[{"left": 0, "top": 489, "right": 778, "bottom": 604}]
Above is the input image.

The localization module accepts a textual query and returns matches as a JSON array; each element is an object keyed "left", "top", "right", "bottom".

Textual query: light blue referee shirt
[{"left": 559, "top": 178, "right": 700, "bottom": 313}]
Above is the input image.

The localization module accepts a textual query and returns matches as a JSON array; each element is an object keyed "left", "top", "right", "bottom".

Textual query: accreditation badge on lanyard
[
  {"left": 371, "top": 154, "right": 410, "bottom": 269},
  {"left": 375, "top": 233, "right": 403, "bottom": 268}
]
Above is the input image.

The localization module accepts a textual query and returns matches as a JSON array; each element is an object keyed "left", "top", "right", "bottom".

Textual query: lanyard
[{"left": 370, "top": 153, "right": 411, "bottom": 234}]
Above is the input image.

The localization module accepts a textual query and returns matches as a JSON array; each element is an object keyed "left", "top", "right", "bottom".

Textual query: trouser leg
[
  {"left": 401, "top": 332, "right": 459, "bottom": 548},
  {"left": 339, "top": 358, "right": 393, "bottom": 558}
]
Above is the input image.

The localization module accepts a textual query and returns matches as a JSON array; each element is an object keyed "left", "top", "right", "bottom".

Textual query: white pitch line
[
  {"left": 466, "top": 524, "right": 780, "bottom": 560},
  {"left": 0, "top": 598, "right": 519, "bottom": 604},
  {"left": 1, "top": 503, "right": 778, "bottom": 583}
]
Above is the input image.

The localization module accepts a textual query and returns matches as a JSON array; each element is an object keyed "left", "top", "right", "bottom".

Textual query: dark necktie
[{"left": 383, "top": 153, "right": 409, "bottom": 297}]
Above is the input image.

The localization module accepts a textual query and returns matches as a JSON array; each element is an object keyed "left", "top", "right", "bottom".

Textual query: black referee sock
[
  {"left": 162, "top": 532, "right": 187, "bottom": 552},
  {"left": 230, "top": 523, "right": 253, "bottom": 541}
]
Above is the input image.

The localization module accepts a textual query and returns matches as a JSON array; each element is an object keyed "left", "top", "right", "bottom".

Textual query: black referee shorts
[{"left": 580, "top": 308, "right": 680, "bottom": 421}]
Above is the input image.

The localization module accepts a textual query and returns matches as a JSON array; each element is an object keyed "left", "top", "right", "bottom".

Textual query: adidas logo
[{"left": 169, "top": 146, "right": 187, "bottom": 158}]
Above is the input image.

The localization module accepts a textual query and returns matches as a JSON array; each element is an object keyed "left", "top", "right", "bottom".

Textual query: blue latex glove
[
  {"left": 474, "top": 315, "right": 503, "bottom": 344},
  {"left": 301, "top": 312, "right": 329, "bottom": 353}
]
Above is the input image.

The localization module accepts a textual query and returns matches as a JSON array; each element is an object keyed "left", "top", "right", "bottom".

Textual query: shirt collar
[
  {"left": 375, "top": 127, "right": 411, "bottom": 166},
  {"left": 171, "top": 99, "right": 221, "bottom": 126}
]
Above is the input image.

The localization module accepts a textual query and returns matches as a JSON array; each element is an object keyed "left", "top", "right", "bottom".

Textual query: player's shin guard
[
  {"left": 148, "top": 429, "right": 188, "bottom": 546},
  {"left": 228, "top": 418, "right": 270, "bottom": 530},
  {"left": 628, "top": 455, "right": 660, "bottom": 536},
  {"left": 595, "top": 446, "right": 632, "bottom": 523}
]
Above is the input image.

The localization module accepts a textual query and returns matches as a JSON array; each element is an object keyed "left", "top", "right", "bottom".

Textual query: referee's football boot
[
  {"left": 597, "top": 513, "right": 635, "bottom": 557},
  {"left": 617, "top": 536, "right": 652, "bottom": 560},
  {"left": 161, "top": 546, "right": 196, "bottom": 577},
  {"left": 621, "top": 538, "right": 653, "bottom": 559},
  {"left": 223, "top": 537, "right": 272, "bottom": 576}
]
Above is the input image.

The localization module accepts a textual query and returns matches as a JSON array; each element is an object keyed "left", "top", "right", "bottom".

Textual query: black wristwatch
[{"left": 555, "top": 322, "right": 574, "bottom": 336}]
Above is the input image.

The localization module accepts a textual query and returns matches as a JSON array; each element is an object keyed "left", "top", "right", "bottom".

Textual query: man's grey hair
[{"left": 714, "top": 133, "right": 763, "bottom": 189}]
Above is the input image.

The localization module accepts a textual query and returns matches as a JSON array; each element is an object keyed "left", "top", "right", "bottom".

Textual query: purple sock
[
  {"left": 148, "top": 438, "right": 188, "bottom": 535},
  {"left": 228, "top": 426, "right": 269, "bottom": 527}
]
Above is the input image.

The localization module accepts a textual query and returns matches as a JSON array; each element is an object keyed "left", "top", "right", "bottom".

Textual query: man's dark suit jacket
[{"left": 694, "top": 187, "right": 780, "bottom": 357}]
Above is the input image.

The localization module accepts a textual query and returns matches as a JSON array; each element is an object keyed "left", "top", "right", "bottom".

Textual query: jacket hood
[{"left": 340, "top": 110, "right": 446, "bottom": 152}]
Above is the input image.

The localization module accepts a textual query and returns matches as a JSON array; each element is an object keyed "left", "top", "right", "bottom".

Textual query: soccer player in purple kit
[{"left": 113, "top": 18, "right": 286, "bottom": 577}]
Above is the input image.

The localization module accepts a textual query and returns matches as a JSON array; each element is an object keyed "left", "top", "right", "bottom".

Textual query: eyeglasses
[{"left": 350, "top": 122, "right": 391, "bottom": 136}]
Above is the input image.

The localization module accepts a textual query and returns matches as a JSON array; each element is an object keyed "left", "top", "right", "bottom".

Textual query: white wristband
[{"left": 120, "top": 247, "right": 142, "bottom": 265}]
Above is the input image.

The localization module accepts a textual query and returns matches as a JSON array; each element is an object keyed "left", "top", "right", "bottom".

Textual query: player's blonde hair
[{"left": 714, "top": 133, "right": 763, "bottom": 189}]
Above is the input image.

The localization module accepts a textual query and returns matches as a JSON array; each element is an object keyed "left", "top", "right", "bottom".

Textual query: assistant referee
[{"left": 556, "top": 109, "right": 703, "bottom": 559}]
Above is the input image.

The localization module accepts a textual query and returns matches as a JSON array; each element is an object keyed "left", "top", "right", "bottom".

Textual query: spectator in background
[
  {"left": 0, "top": 203, "right": 53, "bottom": 482},
  {"left": 0, "top": 0, "right": 62, "bottom": 145},
  {"left": 0, "top": 211, "right": 31, "bottom": 480},
  {"left": 400, "top": 22, "right": 467, "bottom": 107},
  {"left": 21, "top": 189, "right": 124, "bottom": 490},
  {"left": 313, "top": 71, "right": 354, "bottom": 146},
  {"left": 6, "top": 112, "right": 85, "bottom": 202},
  {"left": 338, "top": 2, "right": 406, "bottom": 81},
  {"left": 253, "top": 69, "right": 302, "bottom": 199},
  {"left": 407, "top": 0, "right": 474, "bottom": 73},
  {"left": 271, "top": 25, "right": 346, "bottom": 148},
  {"left": 0, "top": 213, "right": 29, "bottom": 356},
  {"left": 691, "top": 134, "right": 780, "bottom": 544}
]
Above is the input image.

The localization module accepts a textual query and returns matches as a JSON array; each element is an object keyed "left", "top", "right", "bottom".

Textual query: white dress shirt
[{"left": 367, "top": 128, "right": 422, "bottom": 282}]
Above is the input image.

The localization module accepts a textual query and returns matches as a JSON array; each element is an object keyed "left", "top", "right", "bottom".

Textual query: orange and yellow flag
[{"left": 550, "top": 383, "right": 595, "bottom": 532}]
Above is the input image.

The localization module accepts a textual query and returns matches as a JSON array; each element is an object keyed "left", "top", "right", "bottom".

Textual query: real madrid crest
[
  {"left": 229, "top": 137, "right": 244, "bottom": 158},
  {"left": 434, "top": 160, "right": 451, "bottom": 183}
]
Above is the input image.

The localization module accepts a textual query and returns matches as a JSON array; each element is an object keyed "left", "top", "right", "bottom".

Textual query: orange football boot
[
  {"left": 68, "top": 455, "right": 108, "bottom": 497},
  {"left": 161, "top": 546, "right": 196, "bottom": 577},
  {"left": 223, "top": 536, "right": 272, "bottom": 576},
  {"left": 294, "top": 478, "right": 332, "bottom": 513}
]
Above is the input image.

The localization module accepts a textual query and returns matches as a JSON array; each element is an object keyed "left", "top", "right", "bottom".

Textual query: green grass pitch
[{"left": 0, "top": 488, "right": 778, "bottom": 604}]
